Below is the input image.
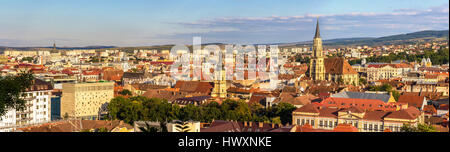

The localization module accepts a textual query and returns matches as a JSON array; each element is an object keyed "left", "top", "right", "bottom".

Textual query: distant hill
[
  {"left": 0, "top": 46, "right": 116, "bottom": 52},
  {"left": 1, "top": 30, "right": 448, "bottom": 51},
  {"left": 283, "top": 30, "right": 449, "bottom": 47}
]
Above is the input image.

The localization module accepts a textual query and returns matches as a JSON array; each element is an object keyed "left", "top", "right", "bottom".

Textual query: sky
[{"left": 0, "top": 0, "right": 448, "bottom": 47}]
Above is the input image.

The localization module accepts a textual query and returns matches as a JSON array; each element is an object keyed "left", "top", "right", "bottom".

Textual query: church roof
[{"left": 324, "top": 57, "right": 358, "bottom": 75}]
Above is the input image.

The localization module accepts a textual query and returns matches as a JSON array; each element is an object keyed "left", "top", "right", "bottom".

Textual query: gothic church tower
[{"left": 309, "top": 18, "right": 325, "bottom": 81}]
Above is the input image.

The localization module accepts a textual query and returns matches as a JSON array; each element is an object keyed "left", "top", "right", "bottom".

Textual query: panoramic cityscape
[{"left": 0, "top": 0, "right": 448, "bottom": 133}]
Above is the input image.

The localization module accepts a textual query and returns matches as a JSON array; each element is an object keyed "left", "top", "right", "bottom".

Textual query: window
[
  {"left": 302, "top": 119, "right": 305, "bottom": 125},
  {"left": 374, "top": 124, "right": 378, "bottom": 131},
  {"left": 369, "top": 124, "right": 373, "bottom": 131},
  {"left": 319, "top": 120, "right": 323, "bottom": 127},
  {"left": 311, "top": 120, "right": 315, "bottom": 126},
  {"left": 364, "top": 124, "right": 367, "bottom": 130},
  {"left": 297, "top": 119, "right": 300, "bottom": 125}
]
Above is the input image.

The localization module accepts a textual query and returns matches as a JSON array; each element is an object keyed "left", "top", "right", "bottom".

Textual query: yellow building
[
  {"left": 0, "top": 55, "right": 8, "bottom": 63},
  {"left": 61, "top": 81, "right": 114, "bottom": 119},
  {"left": 212, "top": 69, "right": 227, "bottom": 98}
]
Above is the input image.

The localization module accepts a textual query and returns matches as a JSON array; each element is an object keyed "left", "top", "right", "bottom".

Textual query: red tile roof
[
  {"left": 324, "top": 57, "right": 358, "bottom": 75},
  {"left": 397, "top": 95, "right": 426, "bottom": 109},
  {"left": 321, "top": 97, "right": 398, "bottom": 111},
  {"left": 333, "top": 124, "right": 358, "bottom": 132}
]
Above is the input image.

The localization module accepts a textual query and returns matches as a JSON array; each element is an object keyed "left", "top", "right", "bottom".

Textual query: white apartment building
[{"left": 0, "top": 79, "right": 52, "bottom": 132}]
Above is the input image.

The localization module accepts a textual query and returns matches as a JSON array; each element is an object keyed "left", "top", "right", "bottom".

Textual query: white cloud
[{"left": 166, "top": 3, "right": 449, "bottom": 44}]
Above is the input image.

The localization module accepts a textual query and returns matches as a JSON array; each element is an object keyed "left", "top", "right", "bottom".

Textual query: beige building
[
  {"left": 61, "top": 81, "right": 114, "bottom": 119},
  {"left": 367, "top": 63, "right": 411, "bottom": 82},
  {"left": 292, "top": 104, "right": 424, "bottom": 132}
]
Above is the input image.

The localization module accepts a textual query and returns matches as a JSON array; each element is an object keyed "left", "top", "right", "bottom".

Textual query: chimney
[
  {"left": 244, "top": 121, "right": 247, "bottom": 127},
  {"left": 249, "top": 122, "right": 253, "bottom": 127},
  {"left": 272, "top": 123, "right": 275, "bottom": 128},
  {"left": 259, "top": 122, "right": 263, "bottom": 128}
]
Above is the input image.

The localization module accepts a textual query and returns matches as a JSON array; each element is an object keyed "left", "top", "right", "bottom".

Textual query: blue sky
[{"left": 0, "top": 0, "right": 448, "bottom": 47}]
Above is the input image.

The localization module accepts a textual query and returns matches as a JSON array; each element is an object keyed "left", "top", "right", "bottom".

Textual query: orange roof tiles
[
  {"left": 397, "top": 95, "right": 426, "bottom": 109},
  {"left": 333, "top": 124, "right": 358, "bottom": 132},
  {"left": 321, "top": 97, "right": 398, "bottom": 111}
]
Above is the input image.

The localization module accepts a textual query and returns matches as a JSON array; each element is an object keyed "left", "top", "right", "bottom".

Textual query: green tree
[
  {"left": 401, "top": 123, "right": 438, "bottom": 132},
  {"left": 97, "top": 127, "right": 109, "bottom": 132},
  {"left": 269, "top": 103, "right": 297, "bottom": 125},
  {"left": 0, "top": 72, "right": 35, "bottom": 117},
  {"left": 21, "top": 57, "right": 34, "bottom": 63},
  {"left": 359, "top": 78, "right": 367, "bottom": 86},
  {"left": 271, "top": 117, "right": 282, "bottom": 125},
  {"left": 119, "top": 89, "right": 132, "bottom": 96},
  {"left": 63, "top": 113, "right": 69, "bottom": 119}
]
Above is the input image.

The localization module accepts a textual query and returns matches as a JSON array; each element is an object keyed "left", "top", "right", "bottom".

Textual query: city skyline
[{"left": 0, "top": 0, "right": 448, "bottom": 47}]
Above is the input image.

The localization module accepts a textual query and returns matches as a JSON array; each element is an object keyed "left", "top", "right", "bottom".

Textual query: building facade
[
  {"left": 60, "top": 81, "right": 114, "bottom": 119},
  {"left": 0, "top": 79, "right": 52, "bottom": 132},
  {"left": 292, "top": 104, "right": 424, "bottom": 132},
  {"left": 367, "top": 63, "right": 411, "bottom": 82}
]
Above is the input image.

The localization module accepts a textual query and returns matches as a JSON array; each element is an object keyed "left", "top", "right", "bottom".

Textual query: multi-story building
[
  {"left": 366, "top": 63, "right": 412, "bottom": 82},
  {"left": 292, "top": 104, "right": 424, "bottom": 132},
  {"left": 60, "top": 81, "right": 114, "bottom": 119},
  {"left": 0, "top": 79, "right": 52, "bottom": 132}
]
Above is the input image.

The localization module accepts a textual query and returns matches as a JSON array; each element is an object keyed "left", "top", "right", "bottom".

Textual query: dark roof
[
  {"left": 122, "top": 72, "right": 146, "bottom": 79},
  {"left": 174, "top": 96, "right": 211, "bottom": 102},
  {"left": 173, "top": 81, "right": 214, "bottom": 94},
  {"left": 332, "top": 91, "right": 391, "bottom": 103},
  {"left": 200, "top": 120, "right": 283, "bottom": 132},
  {"left": 26, "top": 79, "right": 53, "bottom": 92}
]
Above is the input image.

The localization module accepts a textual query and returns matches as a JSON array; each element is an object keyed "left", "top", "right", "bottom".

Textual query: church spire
[{"left": 314, "top": 17, "right": 321, "bottom": 38}]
